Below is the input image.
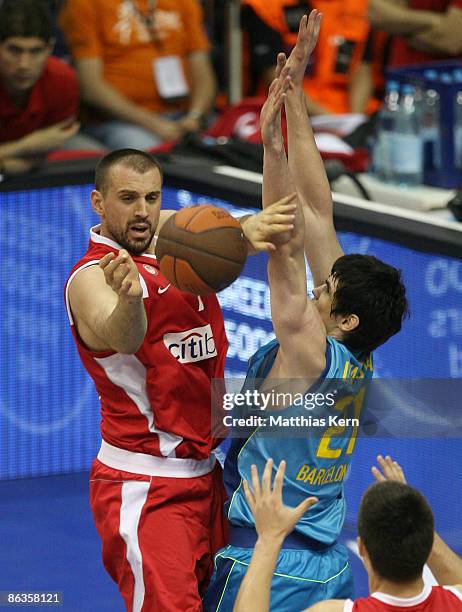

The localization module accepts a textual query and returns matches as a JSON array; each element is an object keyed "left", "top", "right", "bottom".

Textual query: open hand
[
  {"left": 243, "top": 459, "right": 318, "bottom": 542},
  {"left": 260, "top": 57, "right": 291, "bottom": 148},
  {"left": 241, "top": 193, "right": 297, "bottom": 253},
  {"left": 371, "top": 455, "right": 407, "bottom": 484},
  {"left": 99, "top": 250, "right": 143, "bottom": 299},
  {"left": 285, "top": 10, "right": 322, "bottom": 88}
]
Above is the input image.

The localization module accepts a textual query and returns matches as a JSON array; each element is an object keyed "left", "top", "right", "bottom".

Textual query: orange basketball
[{"left": 155, "top": 205, "right": 248, "bottom": 295}]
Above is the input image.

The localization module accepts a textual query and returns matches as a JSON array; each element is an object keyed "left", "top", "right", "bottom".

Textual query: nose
[
  {"left": 134, "top": 199, "right": 148, "bottom": 218},
  {"left": 18, "top": 51, "right": 33, "bottom": 70}
]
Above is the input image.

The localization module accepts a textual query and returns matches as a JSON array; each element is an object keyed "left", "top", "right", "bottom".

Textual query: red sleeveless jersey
[
  {"left": 346, "top": 585, "right": 462, "bottom": 611},
  {"left": 65, "top": 227, "right": 228, "bottom": 460}
]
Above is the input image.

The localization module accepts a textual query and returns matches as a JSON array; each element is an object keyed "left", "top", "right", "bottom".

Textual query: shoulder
[{"left": 41, "top": 57, "right": 78, "bottom": 85}]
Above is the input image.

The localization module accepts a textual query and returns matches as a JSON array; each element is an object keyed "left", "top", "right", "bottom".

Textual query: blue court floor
[{"left": 0, "top": 473, "right": 371, "bottom": 611}]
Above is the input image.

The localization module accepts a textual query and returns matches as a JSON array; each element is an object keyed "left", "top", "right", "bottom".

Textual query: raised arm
[
  {"left": 283, "top": 12, "right": 344, "bottom": 287},
  {"left": 372, "top": 455, "right": 462, "bottom": 585},
  {"left": 68, "top": 250, "right": 147, "bottom": 354},
  {"left": 234, "top": 460, "right": 317, "bottom": 612}
]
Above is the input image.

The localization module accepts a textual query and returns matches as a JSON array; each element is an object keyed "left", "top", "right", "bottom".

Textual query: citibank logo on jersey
[{"left": 163, "top": 324, "right": 217, "bottom": 363}]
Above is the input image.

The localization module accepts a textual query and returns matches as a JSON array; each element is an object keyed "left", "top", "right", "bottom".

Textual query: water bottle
[
  {"left": 372, "top": 80, "right": 400, "bottom": 181},
  {"left": 421, "top": 72, "right": 441, "bottom": 171},
  {"left": 391, "top": 84, "right": 423, "bottom": 186}
]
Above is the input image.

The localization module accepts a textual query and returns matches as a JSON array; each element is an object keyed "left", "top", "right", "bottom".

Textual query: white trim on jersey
[
  {"left": 65, "top": 259, "right": 101, "bottom": 325},
  {"left": 343, "top": 600, "right": 354, "bottom": 612},
  {"left": 120, "top": 480, "right": 150, "bottom": 612},
  {"left": 98, "top": 440, "right": 216, "bottom": 478},
  {"left": 371, "top": 585, "right": 432, "bottom": 607},
  {"left": 95, "top": 354, "right": 183, "bottom": 457},
  {"left": 444, "top": 586, "right": 462, "bottom": 602}
]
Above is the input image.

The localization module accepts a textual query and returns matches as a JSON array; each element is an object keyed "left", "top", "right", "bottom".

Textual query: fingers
[
  {"left": 99, "top": 250, "right": 134, "bottom": 293},
  {"left": 372, "top": 455, "right": 407, "bottom": 484},
  {"left": 250, "top": 464, "right": 262, "bottom": 499},
  {"left": 243, "top": 479, "right": 256, "bottom": 514},
  {"left": 273, "top": 460, "right": 286, "bottom": 500},
  {"left": 275, "top": 53, "right": 287, "bottom": 78},
  {"left": 295, "top": 496, "right": 318, "bottom": 519},
  {"left": 262, "top": 458, "right": 274, "bottom": 495}
]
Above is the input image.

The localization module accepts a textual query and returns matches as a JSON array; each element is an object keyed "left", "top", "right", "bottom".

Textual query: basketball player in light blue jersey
[{"left": 203, "top": 11, "right": 408, "bottom": 612}]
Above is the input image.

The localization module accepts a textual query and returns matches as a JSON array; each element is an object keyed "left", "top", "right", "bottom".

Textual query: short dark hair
[
  {"left": 330, "top": 254, "right": 408, "bottom": 353},
  {"left": 358, "top": 481, "right": 434, "bottom": 583},
  {"left": 0, "top": 0, "right": 53, "bottom": 43},
  {"left": 95, "top": 149, "right": 163, "bottom": 194}
]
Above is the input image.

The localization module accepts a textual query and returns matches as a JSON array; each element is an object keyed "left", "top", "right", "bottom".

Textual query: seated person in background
[
  {"left": 234, "top": 457, "right": 462, "bottom": 611},
  {"left": 59, "top": 0, "right": 216, "bottom": 150},
  {"left": 241, "top": 0, "right": 374, "bottom": 115},
  {"left": 369, "top": 0, "right": 462, "bottom": 67},
  {"left": 0, "top": 0, "right": 101, "bottom": 177}
]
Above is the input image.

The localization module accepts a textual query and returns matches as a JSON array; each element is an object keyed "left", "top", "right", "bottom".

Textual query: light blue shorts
[{"left": 203, "top": 539, "right": 353, "bottom": 612}]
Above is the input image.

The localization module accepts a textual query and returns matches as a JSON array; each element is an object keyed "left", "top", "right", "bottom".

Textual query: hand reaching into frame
[
  {"left": 285, "top": 10, "right": 323, "bottom": 88},
  {"left": 243, "top": 458, "right": 318, "bottom": 543},
  {"left": 241, "top": 193, "right": 297, "bottom": 253},
  {"left": 260, "top": 56, "right": 291, "bottom": 148},
  {"left": 371, "top": 454, "right": 407, "bottom": 484}
]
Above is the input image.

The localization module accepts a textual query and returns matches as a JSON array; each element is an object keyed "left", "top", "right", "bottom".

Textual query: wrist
[{"left": 256, "top": 533, "right": 286, "bottom": 550}]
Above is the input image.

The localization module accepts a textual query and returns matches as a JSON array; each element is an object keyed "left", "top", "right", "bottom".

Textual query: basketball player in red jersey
[
  {"left": 234, "top": 457, "right": 462, "bottom": 612},
  {"left": 64, "top": 148, "right": 297, "bottom": 612}
]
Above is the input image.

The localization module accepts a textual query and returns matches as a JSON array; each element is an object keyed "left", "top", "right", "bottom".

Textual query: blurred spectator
[
  {"left": 241, "top": 0, "right": 374, "bottom": 115},
  {"left": 59, "top": 0, "right": 217, "bottom": 150},
  {"left": 0, "top": 0, "right": 102, "bottom": 176},
  {"left": 369, "top": 0, "right": 462, "bottom": 67}
]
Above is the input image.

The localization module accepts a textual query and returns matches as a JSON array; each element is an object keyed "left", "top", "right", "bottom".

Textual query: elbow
[{"left": 112, "top": 339, "right": 144, "bottom": 355}]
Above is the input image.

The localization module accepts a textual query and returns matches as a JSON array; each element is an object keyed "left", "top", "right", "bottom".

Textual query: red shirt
[
  {"left": 389, "top": 0, "right": 462, "bottom": 66},
  {"left": 347, "top": 585, "right": 462, "bottom": 611},
  {"left": 65, "top": 227, "right": 228, "bottom": 461},
  {"left": 0, "top": 56, "right": 78, "bottom": 143}
]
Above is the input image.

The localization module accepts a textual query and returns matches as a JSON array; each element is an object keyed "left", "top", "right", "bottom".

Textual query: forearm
[
  {"left": 285, "top": 90, "right": 333, "bottom": 219},
  {"left": 188, "top": 61, "right": 216, "bottom": 116},
  {"left": 428, "top": 532, "right": 462, "bottom": 584},
  {"left": 369, "top": 0, "right": 438, "bottom": 34},
  {"left": 234, "top": 537, "right": 282, "bottom": 612},
  {"left": 349, "top": 63, "right": 374, "bottom": 114},
  {"left": 100, "top": 295, "right": 147, "bottom": 354},
  {"left": 80, "top": 78, "right": 160, "bottom": 133}
]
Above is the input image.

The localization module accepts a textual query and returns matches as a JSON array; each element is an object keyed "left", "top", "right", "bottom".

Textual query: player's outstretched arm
[
  {"left": 372, "top": 455, "right": 462, "bottom": 585},
  {"left": 234, "top": 460, "right": 317, "bottom": 612},
  {"left": 68, "top": 250, "right": 147, "bottom": 354},
  {"left": 283, "top": 11, "right": 344, "bottom": 287}
]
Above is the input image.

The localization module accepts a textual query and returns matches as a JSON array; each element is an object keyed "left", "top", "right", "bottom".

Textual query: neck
[
  {"left": 3, "top": 82, "right": 30, "bottom": 107},
  {"left": 370, "top": 574, "right": 425, "bottom": 599}
]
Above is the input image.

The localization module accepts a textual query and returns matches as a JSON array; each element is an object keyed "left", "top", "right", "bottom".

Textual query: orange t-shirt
[
  {"left": 243, "top": 0, "right": 370, "bottom": 114},
  {"left": 60, "top": 0, "right": 210, "bottom": 114}
]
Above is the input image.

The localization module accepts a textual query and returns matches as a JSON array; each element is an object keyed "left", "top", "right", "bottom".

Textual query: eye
[{"left": 146, "top": 193, "right": 159, "bottom": 203}]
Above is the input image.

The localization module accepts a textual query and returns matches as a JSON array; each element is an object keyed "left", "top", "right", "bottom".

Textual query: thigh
[{"left": 83, "top": 121, "right": 162, "bottom": 150}]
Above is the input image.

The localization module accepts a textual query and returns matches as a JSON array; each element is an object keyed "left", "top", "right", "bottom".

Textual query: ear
[
  {"left": 91, "top": 189, "right": 104, "bottom": 217},
  {"left": 45, "top": 38, "right": 56, "bottom": 56},
  {"left": 338, "top": 313, "right": 359, "bottom": 333},
  {"left": 357, "top": 536, "right": 365, "bottom": 558}
]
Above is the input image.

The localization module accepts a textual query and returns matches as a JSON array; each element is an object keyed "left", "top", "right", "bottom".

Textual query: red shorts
[{"left": 89, "top": 458, "right": 228, "bottom": 612}]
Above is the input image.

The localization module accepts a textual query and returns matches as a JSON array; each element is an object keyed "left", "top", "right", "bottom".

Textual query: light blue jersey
[
  {"left": 203, "top": 337, "right": 373, "bottom": 612},
  {"left": 225, "top": 336, "right": 373, "bottom": 544}
]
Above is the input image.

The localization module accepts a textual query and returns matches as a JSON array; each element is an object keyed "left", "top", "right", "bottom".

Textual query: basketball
[{"left": 155, "top": 205, "right": 248, "bottom": 295}]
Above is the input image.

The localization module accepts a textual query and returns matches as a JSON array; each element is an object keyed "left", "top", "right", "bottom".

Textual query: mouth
[{"left": 128, "top": 223, "right": 151, "bottom": 240}]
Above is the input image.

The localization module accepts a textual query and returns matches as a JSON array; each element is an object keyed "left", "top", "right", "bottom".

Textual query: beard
[{"left": 107, "top": 221, "right": 155, "bottom": 255}]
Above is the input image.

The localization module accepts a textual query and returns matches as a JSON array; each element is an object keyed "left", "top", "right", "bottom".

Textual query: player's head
[
  {"left": 312, "top": 254, "right": 408, "bottom": 352},
  {"left": 0, "top": 0, "right": 54, "bottom": 94},
  {"left": 92, "top": 149, "right": 164, "bottom": 255},
  {"left": 357, "top": 481, "right": 434, "bottom": 585}
]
